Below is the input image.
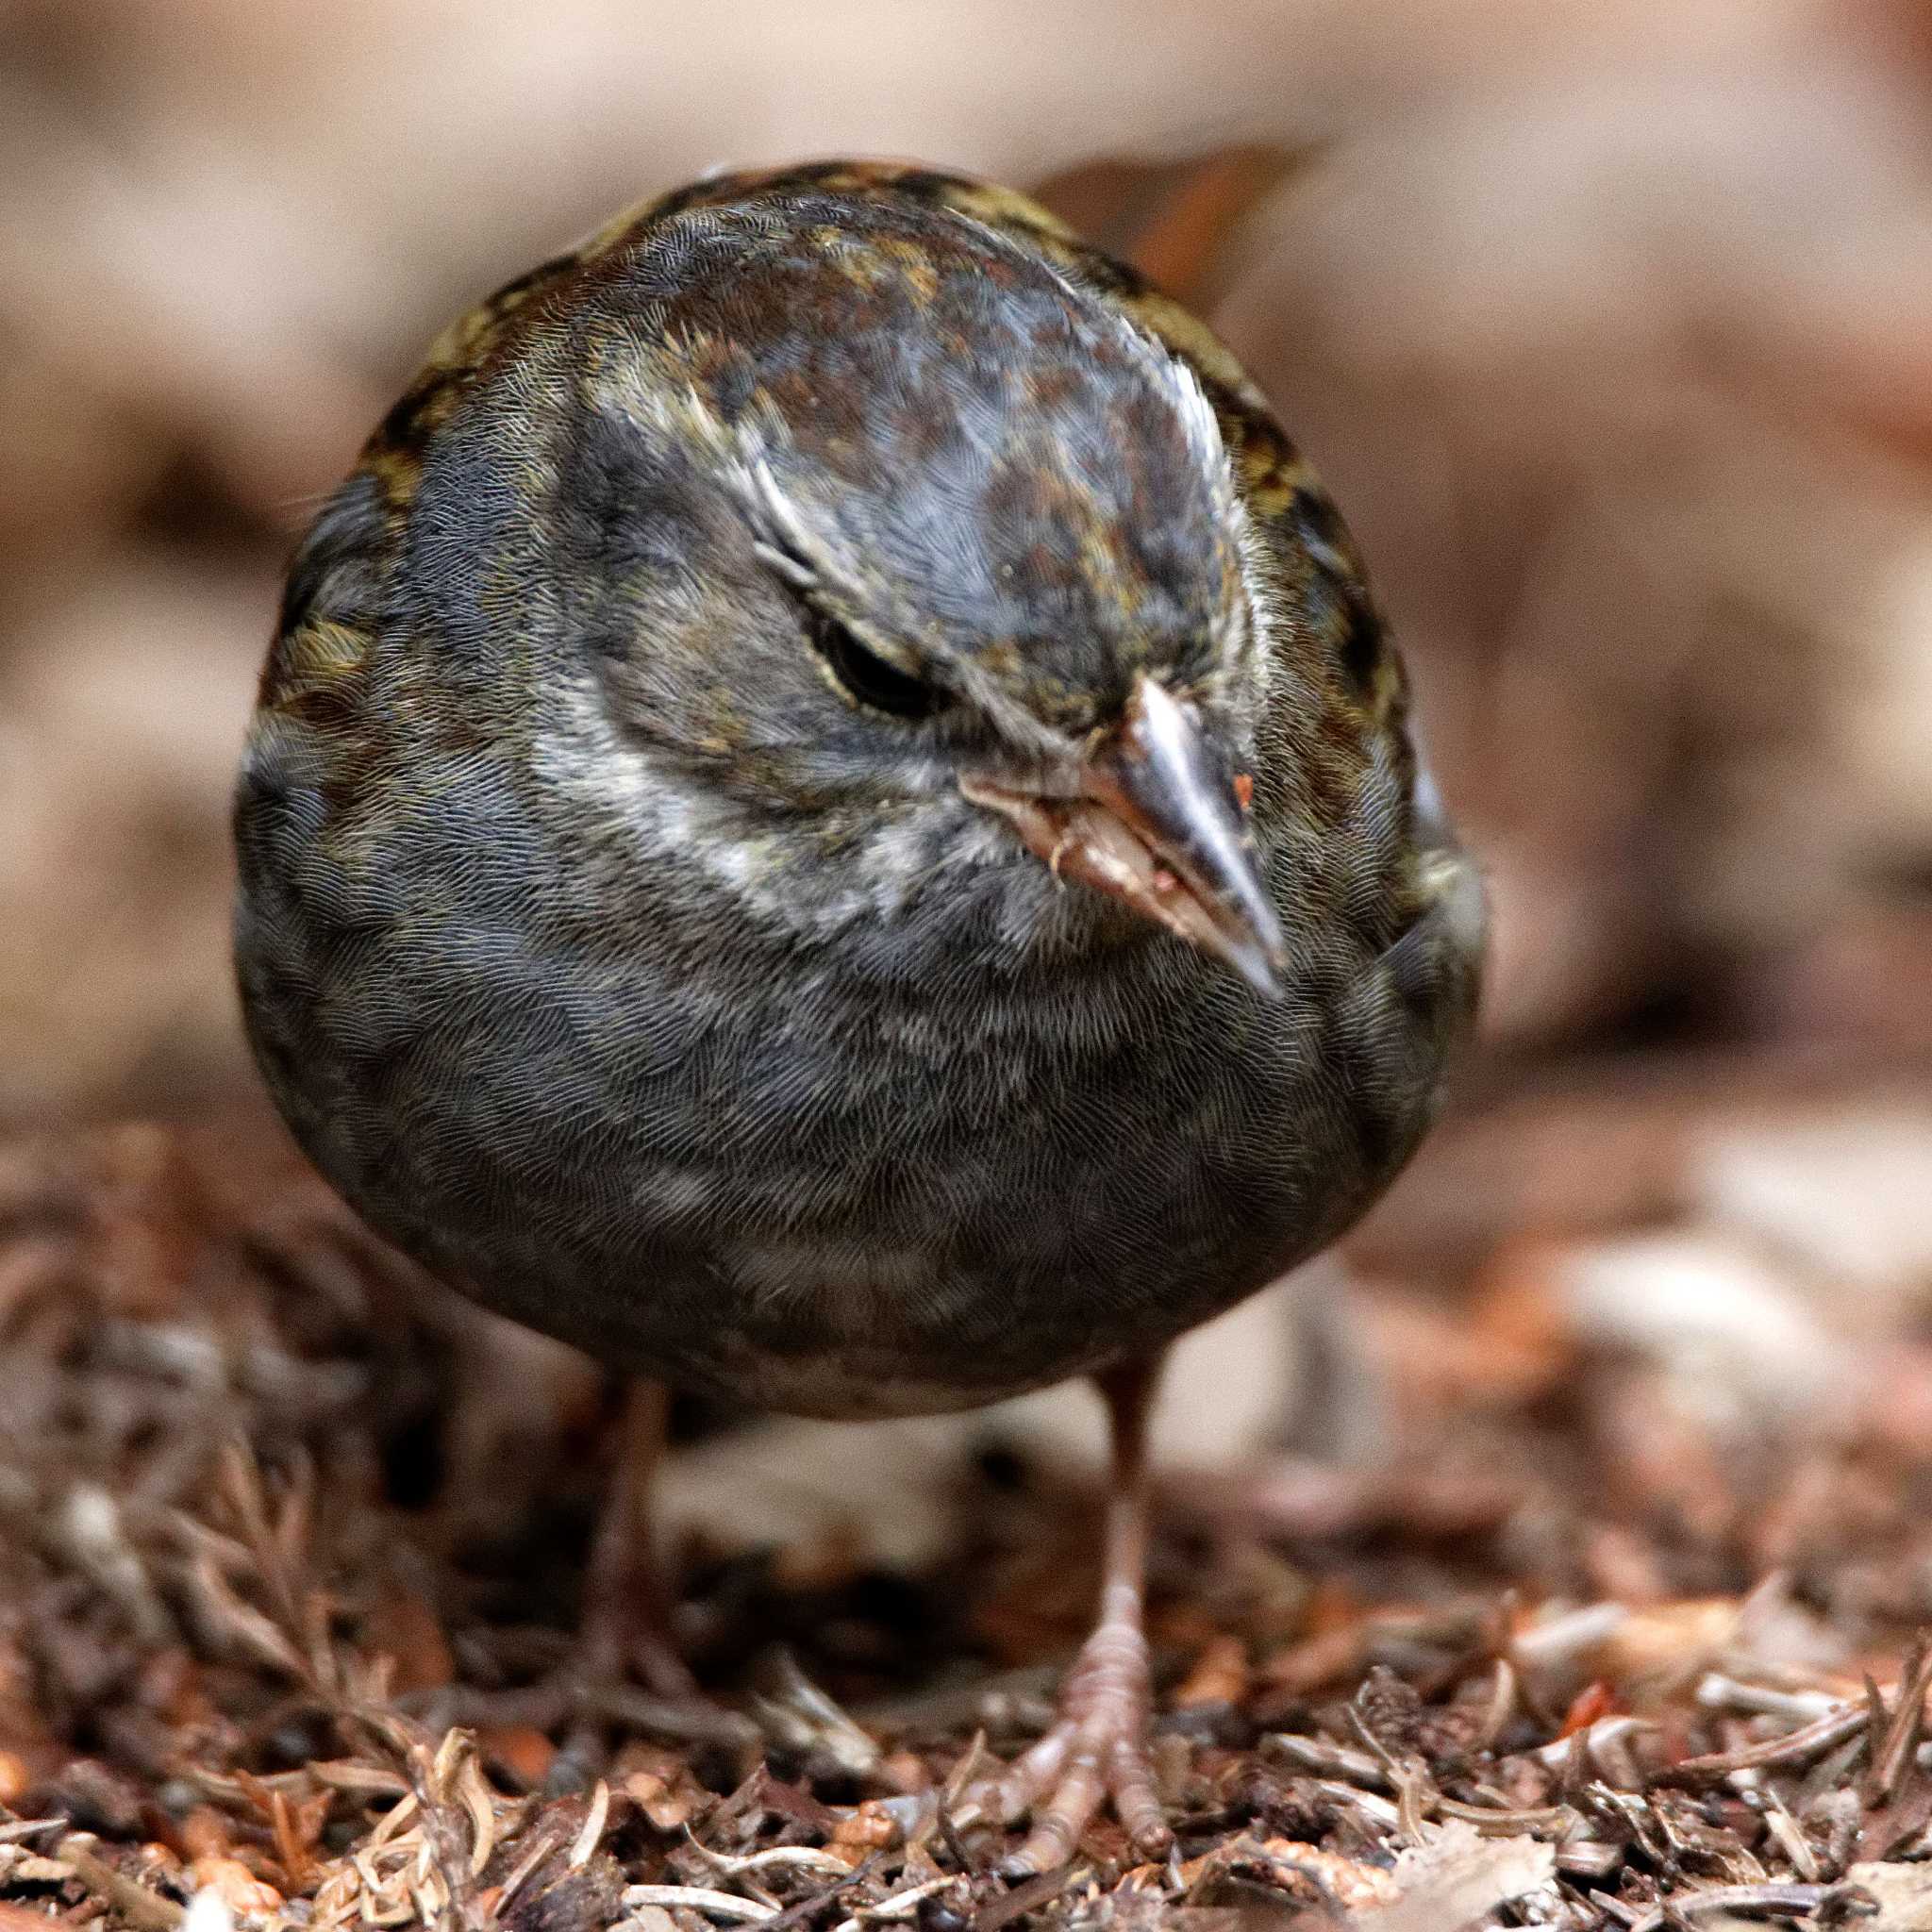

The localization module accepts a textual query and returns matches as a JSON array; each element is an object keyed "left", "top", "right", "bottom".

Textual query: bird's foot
[
  {"left": 550, "top": 1667, "right": 759, "bottom": 1790},
  {"left": 548, "top": 1578, "right": 759, "bottom": 1777},
  {"left": 961, "top": 1616, "right": 1172, "bottom": 1876},
  {"left": 579, "top": 1608, "right": 706, "bottom": 1706}
]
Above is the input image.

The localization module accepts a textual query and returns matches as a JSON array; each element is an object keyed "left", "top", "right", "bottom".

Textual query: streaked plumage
[{"left": 234, "top": 158, "right": 1483, "bottom": 1863}]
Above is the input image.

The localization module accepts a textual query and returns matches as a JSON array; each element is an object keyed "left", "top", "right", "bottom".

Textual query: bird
[{"left": 232, "top": 158, "right": 1485, "bottom": 1873}]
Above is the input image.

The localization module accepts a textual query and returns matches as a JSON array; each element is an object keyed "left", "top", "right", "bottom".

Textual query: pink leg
[
  {"left": 966, "top": 1355, "right": 1174, "bottom": 1874},
  {"left": 578, "top": 1379, "right": 702, "bottom": 1699}
]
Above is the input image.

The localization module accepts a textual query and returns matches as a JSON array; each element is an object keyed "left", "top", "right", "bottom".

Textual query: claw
[{"left": 963, "top": 1621, "right": 1173, "bottom": 1874}]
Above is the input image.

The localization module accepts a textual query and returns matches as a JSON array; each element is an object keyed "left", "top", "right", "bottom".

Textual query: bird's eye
[{"left": 807, "top": 609, "right": 943, "bottom": 720}]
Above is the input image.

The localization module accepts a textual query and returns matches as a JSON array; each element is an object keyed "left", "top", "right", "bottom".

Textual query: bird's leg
[
  {"left": 966, "top": 1353, "right": 1174, "bottom": 1875},
  {"left": 552, "top": 1380, "right": 763, "bottom": 1778},
  {"left": 578, "top": 1377, "right": 701, "bottom": 1700}
]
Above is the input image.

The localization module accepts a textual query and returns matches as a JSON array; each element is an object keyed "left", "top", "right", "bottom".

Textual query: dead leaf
[{"left": 1364, "top": 1823, "right": 1556, "bottom": 1932}]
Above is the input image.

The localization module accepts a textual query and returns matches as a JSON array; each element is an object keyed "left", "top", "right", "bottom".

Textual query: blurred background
[
  {"left": 4, "top": 0, "right": 1932, "bottom": 1500},
  {"left": 6, "top": 0, "right": 1931, "bottom": 1118}
]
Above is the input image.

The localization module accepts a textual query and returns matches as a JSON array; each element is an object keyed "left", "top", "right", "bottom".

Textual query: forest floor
[{"left": 4, "top": 1054, "right": 1932, "bottom": 1931}]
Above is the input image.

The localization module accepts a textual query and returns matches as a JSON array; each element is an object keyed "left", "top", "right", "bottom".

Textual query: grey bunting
[{"left": 233, "top": 159, "right": 1485, "bottom": 1870}]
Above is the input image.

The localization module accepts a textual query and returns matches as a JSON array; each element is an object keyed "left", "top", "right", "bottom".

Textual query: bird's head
[{"left": 525, "top": 187, "right": 1373, "bottom": 994}]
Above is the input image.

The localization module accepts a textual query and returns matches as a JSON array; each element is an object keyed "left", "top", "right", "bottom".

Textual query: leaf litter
[{"left": 3, "top": 1076, "right": 1932, "bottom": 1929}]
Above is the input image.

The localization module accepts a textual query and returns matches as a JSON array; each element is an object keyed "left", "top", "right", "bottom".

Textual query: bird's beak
[{"left": 960, "top": 675, "right": 1288, "bottom": 998}]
